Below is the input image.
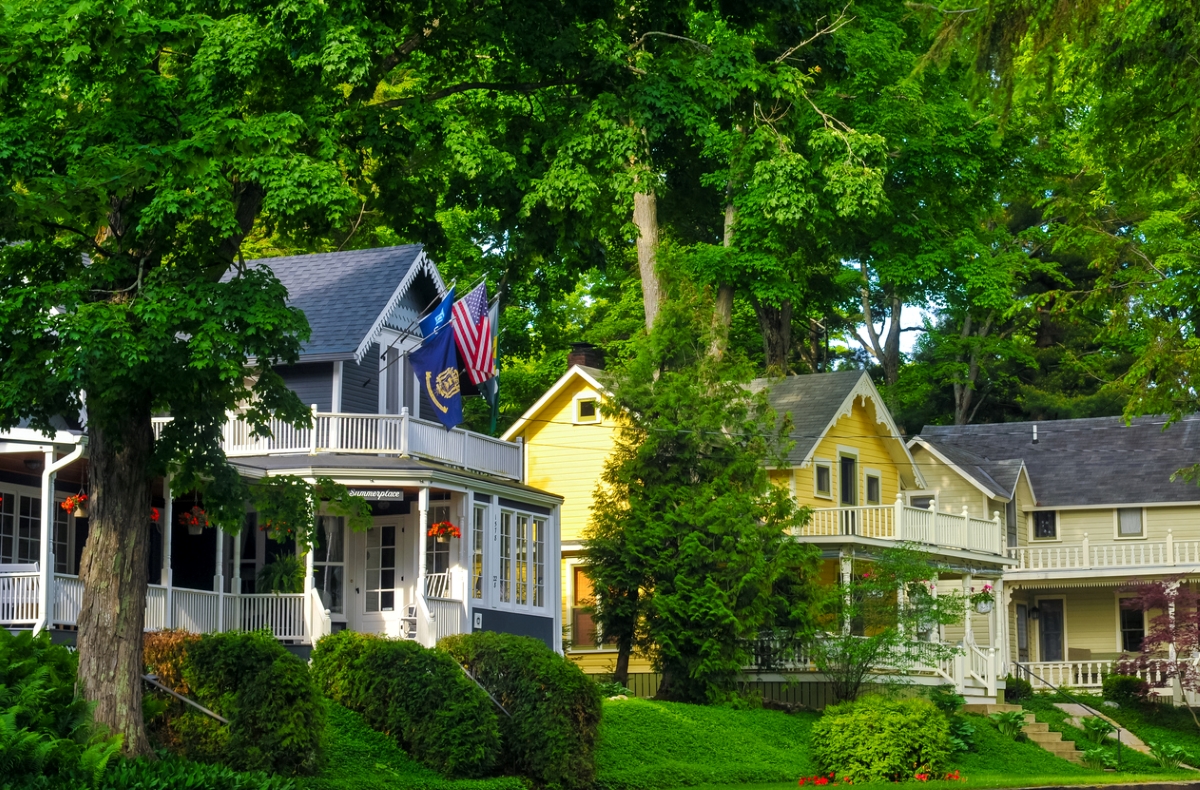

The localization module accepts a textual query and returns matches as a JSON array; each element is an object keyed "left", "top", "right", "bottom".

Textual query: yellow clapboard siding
[{"left": 793, "top": 397, "right": 901, "bottom": 510}]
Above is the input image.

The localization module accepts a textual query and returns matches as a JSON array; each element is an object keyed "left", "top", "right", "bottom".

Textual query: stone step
[
  {"left": 1026, "top": 730, "right": 1064, "bottom": 744},
  {"left": 1023, "top": 721, "right": 1049, "bottom": 733},
  {"left": 962, "top": 703, "right": 1022, "bottom": 715}
]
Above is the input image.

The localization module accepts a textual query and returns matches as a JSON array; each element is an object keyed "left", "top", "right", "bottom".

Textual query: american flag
[{"left": 451, "top": 282, "right": 496, "bottom": 385}]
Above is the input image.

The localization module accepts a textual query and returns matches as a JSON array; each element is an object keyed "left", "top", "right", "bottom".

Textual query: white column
[
  {"left": 232, "top": 524, "right": 242, "bottom": 595},
  {"left": 215, "top": 526, "right": 225, "bottom": 632},
  {"left": 417, "top": 487, "right": 429, "bottom": 599},
  {"left": 839, "top": 551, "right": 852, "bottom": 636},
  {"left": 36, "top": 450, "right": 55, "bottom": 633},
  {"left": 962, "top": 573, "right": 973, "bottom": 645},
  {"left": 163, "top": 475, "right": 174, "bottom": 628}
]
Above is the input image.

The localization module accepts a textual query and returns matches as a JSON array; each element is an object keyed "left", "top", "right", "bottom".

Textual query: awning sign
[{"left": 347, "top": 489, "right": 405, "bottom": 501}]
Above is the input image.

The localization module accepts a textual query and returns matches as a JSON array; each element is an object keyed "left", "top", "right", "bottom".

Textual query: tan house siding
[
  {"left": 909, "top": 447, "right": 987, "bottom": 516},
  {"left": 1027, "top": 504, "right": 1200, "bottom": 544}
]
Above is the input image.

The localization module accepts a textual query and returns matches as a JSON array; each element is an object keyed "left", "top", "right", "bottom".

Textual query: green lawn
[
  {"left": 1019, "top": 695, "right": 1181, "bottom": 774},
  {"left": 300, "top": 702, "right": 523, "bottom": 790},
  {"left": 1049, "top": 691, "right": 1200, "bottom": 765}
]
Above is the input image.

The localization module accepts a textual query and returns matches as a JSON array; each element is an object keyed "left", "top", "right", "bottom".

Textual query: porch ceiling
[{"left": 803, "top": 534, "right": 1013, "bottom": 574}]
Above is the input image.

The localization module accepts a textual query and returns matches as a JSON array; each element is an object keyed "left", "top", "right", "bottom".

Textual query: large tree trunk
[
  {"left": 76, "top": 405, "right": 154, "bottom": 756},
  {"left": 754, "top": 297, "right": 793, "bottom": 374},
  {"left": 613, "top": 637, "right": 632, "bottom": 686},
  {"left": 856, "top": 265, "right": 904, "bottom": 385},
  {"left": 633, "top": 188, "right": 661, "bottom": 330},
  {"left": 710, "top": 201, "right": 736, "bottom": 358},
  {"left": 952, "top": 312, "right": 993, "bottom": 426}
]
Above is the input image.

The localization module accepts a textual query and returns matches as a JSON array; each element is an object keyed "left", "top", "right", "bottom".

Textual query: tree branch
[
  {"left": 775, "top": 6, "right": 854, "bottom": 63},
  {"left": 632, "top": 31, "right": 711, "bottom": 52}
]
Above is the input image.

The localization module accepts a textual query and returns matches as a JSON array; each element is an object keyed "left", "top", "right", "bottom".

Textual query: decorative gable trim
[
  {"left": 353, "top": 250, "right": 448, "bottom": 364},
  {"left": 797, "top": 372, "right": 925, "bottom": 488},
  {"left": 500, "top": 365, "right": 607, "bottom": 442}
]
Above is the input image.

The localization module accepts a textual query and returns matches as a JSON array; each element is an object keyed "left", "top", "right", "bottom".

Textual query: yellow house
[
  {"left": 910, "top": 417, "right": 1200, "bottom": 698},
  {"left": 505, "top": 363, "right": 1014, "bottom": 700}
]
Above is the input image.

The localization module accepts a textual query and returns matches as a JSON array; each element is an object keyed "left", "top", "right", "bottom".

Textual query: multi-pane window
[
  {"left": 313, "top": 516, "right": 345, "bottom": 614},
  {"left": 17, "top": 496, "right": 40, "bottom": 563},
  {"left": 472, "top": 506, "right": 485, "bottom": 600},
  {"left": 572, "top": 566, "right": 599, "bottom": 648},
  {"left": 1033, "top": 511, "right": 1057, "bottom": 540},
  {"left": 0, "top": 493, "right": 15, "bottom": 563},
  {"left": 365, "top": 525, "right": 396, "bottom": 613},
  {"left": 1118, "top": 508, "right": 1144, "bottom": 537},
  {"left": 865, "top": 475, "right": 881, "bottom": 505},
  {"left": 515, "top": 515, "right": 529, "bottom": 604},
  {"left": 53, "top": 505, "right": 69, "bottom": 574},
  {"left": 425, "top": 505, "right": 451, "bottom": 575},
  {"left": 532, "top": 517, "right": 545, "bottom": 607},
  {"left": 499, "top": 512, "right": 512, "bottom": 603},
  {"left": 1120, "top": 604, "right": 1145, "bottom": 652}
]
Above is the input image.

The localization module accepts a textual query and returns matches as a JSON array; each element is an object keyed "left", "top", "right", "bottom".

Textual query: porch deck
[
  {"left": 151, "top": 408, "right": 523, "bottom": 481},
  {"left": 0, "top": 569, "right": 465, "bottom": 647},
  {"left": 798, "top": 501, "right": 1004, "bottom": 556}
]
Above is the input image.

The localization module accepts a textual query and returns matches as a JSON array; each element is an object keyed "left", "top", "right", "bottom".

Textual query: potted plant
[
  {"left": 427, "top": 521, "right": 461, "bottom": 543},
  {"left": 972, "top": 583, "right": 995, "bottom": 613},
  {"left": 180, "top": 506, "right": 209, "bottom": 536},
  {"left": 62, "top": 493, "right": 87, "bottom": 518}
]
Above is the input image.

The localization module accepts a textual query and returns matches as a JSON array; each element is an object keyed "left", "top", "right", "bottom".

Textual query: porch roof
[{"left": 228, "top": 453, "right": 562, "bottom": 502}]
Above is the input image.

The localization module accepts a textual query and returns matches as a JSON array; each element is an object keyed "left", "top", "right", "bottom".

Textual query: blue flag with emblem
[
  {"left": 418, "top": 286, "right": 455, "bottom": 338},
  {"left": 409, "top": 324, "right": 462, "bottom": 430}
]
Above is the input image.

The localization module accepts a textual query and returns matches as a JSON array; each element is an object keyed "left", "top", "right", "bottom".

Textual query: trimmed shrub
[
  {"left": 1003, "top": 674, "right": 1033, "bottom": 703},
  {"left": 143, "top": 629, "right": 200, "bottom": 694},
  {"left": 1102, "top": 673, "right": 1150, "bottom": 705},
  {"left": 440, "top": 632, "right": 603, "bottom": 790},
  {"left": 169, "top": 630, "right": 324, "bottom": 776},
  {"left": 310, "top": 630, "right": 501, "bottom": 778},
  {"left": 810, "top": 696, "right": 951, "bottom": 783}
]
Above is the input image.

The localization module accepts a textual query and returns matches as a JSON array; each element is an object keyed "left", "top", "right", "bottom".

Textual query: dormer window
[
  {"left": 1033, "top": 511, "right": 1057, "bottom": 540},
  {"left": 575, "top": 397, "right": 600, "bottom": 424}
]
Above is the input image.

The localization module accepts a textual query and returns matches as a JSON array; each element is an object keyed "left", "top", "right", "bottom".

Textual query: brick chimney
[{"left": 567, "top": 342, "right": 604, "bottom": 370}]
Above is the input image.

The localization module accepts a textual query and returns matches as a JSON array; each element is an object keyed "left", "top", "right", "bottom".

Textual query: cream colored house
[{"left": 910, "top": 416, "right": 1200, "bottom": 695}]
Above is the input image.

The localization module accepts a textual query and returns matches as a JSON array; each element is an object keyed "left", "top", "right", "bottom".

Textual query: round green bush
[
  {"left": 1003, "top": 674, "right": 1033, "bottom": 703},
  {"left": 1102, "top": 673, "right": 1150, "bottom": 705},
  {"left": 310, "top": 630, "right": 501, "bottom": 778},
  {"left": 810, "top": 696, "right": 951, "bottom": 783},
  {"left": 179, "top": 630, "right": 325, "bottom": 776},
  {"left": 440, "top": 631, "right": 603, "bottom": 790}
]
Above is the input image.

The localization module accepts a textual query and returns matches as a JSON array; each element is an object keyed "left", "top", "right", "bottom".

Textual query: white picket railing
[
  {"left": 429, "top": 599, "right": 463, "bottom": 645},
  {"left": 171, "top": 589, "right": 221, "bottom": 634},
  {"left": 425, "top": 571, "right": 455, "bottom": 600},
  {"left": 307, "top": 588, "right": 332, "bottom": 645},
  {"left": 153, "top": 408, "right": 522, "bottom": 480},
  {"left": 145, "top": 585, "right": 167, "bottom": 630},
  {"left": 52, "top": 574, "right": 84, "bottom": 627},
  {"left": 0, "top": 573, "right": 39, "bottom": 625},
  {"left": 966, "top": 642, "right": 998, "bottom": 697},
  {"left": 1010, "top": 532, "right": 1200, "bottom": 572},
  {"left": 1015, "top": 659, "right": 1175, "bottom": 690},
  {"left": 798, "top": 501, "right": 1003, "bottom": 556}
]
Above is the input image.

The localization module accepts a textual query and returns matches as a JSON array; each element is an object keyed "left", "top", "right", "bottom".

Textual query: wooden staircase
[{"left": 963, "top": 704, "right": 1083, "bottom": 764}]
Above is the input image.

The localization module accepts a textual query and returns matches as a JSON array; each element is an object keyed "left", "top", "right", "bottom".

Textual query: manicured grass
[
  {"left": 673, "top": 774, "right": 1189, "bottom": 790},
  {"left": 301, "top": 702, "right": 523, "bottom": 790},
  {"left": 595, "top": 698, "right": 821, "bottom": 790},
  {"left": 953, "top": 711, "right": 1091, "bottom": 779},
  {"left": 1020, "top": 696, "right": 1179, "bottom": 774},
  {"left": 1056, "top": 692, "right": 1200, "bottom": 765}
]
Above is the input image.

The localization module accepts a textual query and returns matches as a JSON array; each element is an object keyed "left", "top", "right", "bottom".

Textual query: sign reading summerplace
[{"left": 347, "top": 489, "right": 405, "bottom": 501}]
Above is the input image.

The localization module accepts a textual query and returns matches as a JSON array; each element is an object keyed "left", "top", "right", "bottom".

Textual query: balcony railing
[
  {"left": 798, "top": 502, "right": 1004, "bottom": 556},
  {"left": 1014, "top": 659, "right": 1176, "bottom": 691},
  {"left": 152, "top": 407, "right": 522, "bottom": 481},
  {"left": 1008, "top": 532, "right": 1200, "bottom": 572}
]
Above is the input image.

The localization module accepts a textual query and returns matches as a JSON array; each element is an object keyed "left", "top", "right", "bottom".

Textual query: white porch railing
[
  {"left": 425, "top": 571, "right": 455, "bottom": 600},
  {"left": 52, "top": 574, "right": 84, "bottom": 626},
  {"left": 1015, "top": 660, "right": 1175, "bottom": 690},
  {"left": 1009, "top": 532, "right": 1200, "bottom": 572},
  {"left": 227, "top": 594, "right": 307, "bottom": 640},
  {"left": 429, "top": 599, "right": 464, "bottom": 645},
  {"left": 307, "top": 588, "right": 332, "bottom": 645},
  {"left": 145, "top": 585, "right": 167, "bottom": 630},
  {"left": 799, "top": 500, "right": 1003, "bottom": 556},
  {"left": 0, "top": 572, "right": 39, "bottom": 625},
  {"left": 172, "top": 589, "right": 221, "bottom": 634},
  {"left": 152, "top": 408, "right": 522, "bottom": 480}
]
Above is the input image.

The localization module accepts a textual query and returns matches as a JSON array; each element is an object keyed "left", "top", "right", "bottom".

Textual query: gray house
[{"left": 0, "top": 245, "right": 562, "bottom": 653}]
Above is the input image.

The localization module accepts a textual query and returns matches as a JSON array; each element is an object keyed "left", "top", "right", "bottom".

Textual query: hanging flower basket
[
  {"left": 180, "top": 506, "right": 209, "bottom": 536},
  {"left": 428, "top": 521, "right": 461, "bottom": 543},
  {"left": 971, "top": 583, "right": 995, "bottom": 614},
  {"left": 975, "top": 599, "right": 994, "bottom": 614},
  {"left": 62, "top": 493, "right": 88, "bottom": 518},
  {"left": 151, "top": 507, "right": 160, "bottom": 523}
]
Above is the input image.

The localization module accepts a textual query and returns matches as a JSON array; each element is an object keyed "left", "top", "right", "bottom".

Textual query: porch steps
[{"left": 963, "top": 704, "right": 1083, "bottom": 764}]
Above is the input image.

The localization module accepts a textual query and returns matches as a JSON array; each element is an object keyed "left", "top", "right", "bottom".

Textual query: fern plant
[{"left": 257, "top": 554, "right": 306, "bottom": 594}]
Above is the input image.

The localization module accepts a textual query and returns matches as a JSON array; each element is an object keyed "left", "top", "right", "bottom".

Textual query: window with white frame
[
  {"left": 814, "top": 462, "right": 832, "bottom": 498},
  {"left": 314, "top": 516, "right": 345, "bottom": 615},
  {"left": 425, "top": 504, "right": 451, "bottom": 575},
  {"left": 17, "top": 496, "right": 40, "bottom": 563},
  {"left": 575, "top": 397, "right": 600, "bottom": 424},
  {"left": 515, "top": 514, "right": 529, "bottom": 604},
  {"left": 0, "top": 492, "right": 15, "bottom": 563},
  {"left": 1033, "top": 511, "right": 1057, "bottom": 540},
  {"left": 865, "top": 473, "right": 881, "bottom": 505},
  {"left": 499, "top": 512, "right": 512, "bottom": 603},
  {"left": 472, "top": 505, "right": 485, "bottom": 600},
  {"left": 1119, "top": 601, "right": 1145, "bottom": 652},
  {"left": 53, "top": 505, "right": 69, "bottom": 574},
  {"left": 365, "top": 524, "right": 396, "bottom": 613},
  {"left": 1117, "top": 508, "right": 1144, "bottom": 537},
  {"left": 533, "top": 516, "right": 546, "bottom": 607}
]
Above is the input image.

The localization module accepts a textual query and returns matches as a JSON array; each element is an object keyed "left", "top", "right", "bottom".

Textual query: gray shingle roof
[
  {"left": 916, "top": 416, "right": 1200, "bottom": 507},
  {"left": 750, "top": 370, "right": 869, "bottom": 465},
  {"left": 229, "top": 245, "right": 426, "bottom": 360}
]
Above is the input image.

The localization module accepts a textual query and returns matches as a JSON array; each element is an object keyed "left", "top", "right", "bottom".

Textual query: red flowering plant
[
  {"left": 798, "top": 773, "right": 851, "bottom": 786},
  {"left": 61, "top": 493, "right": 87, "bottom": 514},
  {"left": 427, "top": 521, "right": 461, "bottom": 540},
  {"left": 179, "top": 506, "right": 209, "bottom": 529},
  {"left": 151, "top": 507, "right": 160, "bottom": 522}
]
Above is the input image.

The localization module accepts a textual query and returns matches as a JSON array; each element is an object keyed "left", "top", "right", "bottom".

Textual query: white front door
[{"left": 355, "top": 517, "right": 407, "bottom": 636}]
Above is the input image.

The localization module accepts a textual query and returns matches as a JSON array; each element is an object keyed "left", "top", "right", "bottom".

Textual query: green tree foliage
[
  {"left": 582, "top": 285, "right": 819, "bottom": 703},
  {"left": 806, "top": 547, "right": 969, "bottom": 703}
]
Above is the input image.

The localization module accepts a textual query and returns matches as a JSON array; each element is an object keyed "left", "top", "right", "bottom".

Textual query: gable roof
[
  {"left": 500, "top": 365, "right": 605, "bottom": 442},
  {"left": 751, "top": 370, "right": 925, "bottom": 488},
  {"left": 914, "top": 416, "right": 1200, "bottom": 507},
  {"left": 228, "top": 245, "right": 445, "bottom": 363},
  {"left": 908, "top": 436, "right": 1027, "bottom": 501}
]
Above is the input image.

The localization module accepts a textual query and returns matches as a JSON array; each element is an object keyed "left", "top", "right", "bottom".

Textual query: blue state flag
[
  {"left": 418, "top": 287, "right": 455, "bottom": 338},
  {"left": 409, "top": 325, "right": 463, "bottom": 430}
]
